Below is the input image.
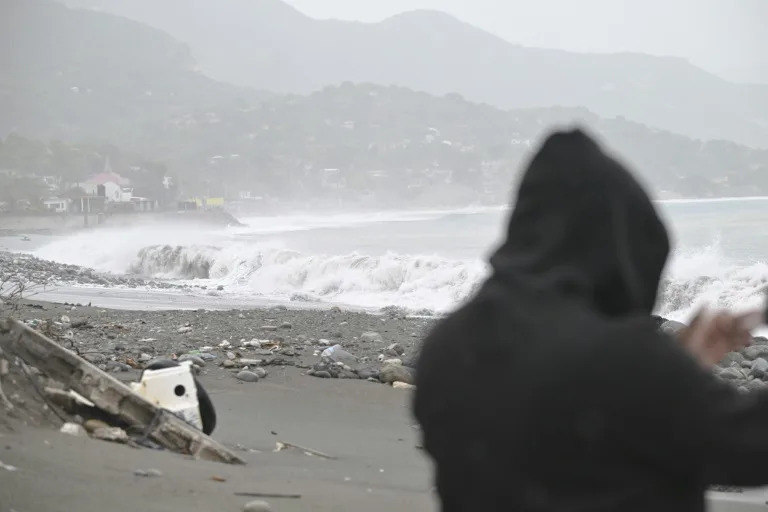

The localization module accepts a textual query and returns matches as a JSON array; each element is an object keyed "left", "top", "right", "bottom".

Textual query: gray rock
[
  {"left": 178, "top": 354, "right": 206, "bottom": 367},
  {"left": 83, "top": 353, "right": 106, "bottom": 364},
  {"left": 719, "top": 352, "right": 746, "bottom": 367},
  {"left": 199, "top": 352, "right": 217, "bottom": 361},
  {"left": 222, "top": 359, "right": 236, "bottom": 368},
  {"left": 60, "top": 422, "right": 87, "bottom": 437},
  {"left": 252, "top": 367, "right": 268, "bottom": 379},
  {"left": 311, "top": 370, "right": 332, "bottom": 379},
  {"left": 379, "top": 364, "right": 415, "bottom": 385},
  {"left": 361, "top": 331, "right": 383, "bottom": 343},
  {"left": 753, "top": 336, "right": 768, "bottom": 345},
  {"left": 357, "top": 368, "right": 380, "bottom": 380},
  {"left": 138, "top": 353, "right": 152, "bottom": 363},
  {"left": 385, "top": 343, "right": 405, "bottom": 357},
  {"left": 243, "top": 500, "right": 272, "bottom": 512},
  {"left": 746, "top": 379, "right": 767, "bottom": 392},
  {"left": 744, "top": 345, "right": 768, "bottom": 361},
  {"left": 751, "top": 358, "right": 768, "bottom": 379},
  {"left": 134, "top": 468, "right": 163, "bottom": 478},
  {"left": 280, "top": 322, "right": 292, "bottom": 329},
  {"left": 719, "top": 367, "right": 747, "bottom": 381},
  {"left": 327, "top": 348, "right": 358, "bottom": 368},
  {"left": 177, "top": 326, "right": 193, "bottom": 334},
  {"left": 236, "top": 370, "right": 260, "bottom": 383},
  {"left": 261, "top": 325, "right": 278, "bottom": 331},
  {"left": 660, "top": 320, "right": 686, "bottom": 335}
]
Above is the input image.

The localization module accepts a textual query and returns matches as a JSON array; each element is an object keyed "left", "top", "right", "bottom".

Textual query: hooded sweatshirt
[{"left": 413, "top": 129, "right": 768, "bottom": 512}]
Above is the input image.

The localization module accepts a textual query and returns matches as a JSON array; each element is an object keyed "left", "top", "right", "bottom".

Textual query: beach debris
[
  {"left": 92, "top": 427, "right": 130, "bottom": 444},
  {"left": 0, "top": 460, "right": 18, "bottom": 472},
  {"left": 236, "top": 370, "right": 260, "bottom": 383},
  {"left": 83, "top": 419, "right": 110, "bottom": 433},
  {"left": 134, "top": 468, "right": 163, "bottom": 478},
  {"left": 0, "top": 318, "right": 244, "bottom": 465},
  {"left": 211, "top": 475, "right": 227, "bottom": 482},
  {"left": 236, "top": 492, "right": 301, "bottom": 499},
  {"left": 243, "top": 500, "right": 272, "bottom": 512},
  {"left": 274, "top": 441, "right": 336, "bottom": 460},
  {"left": 60, "top": 422, "right": 87, "bottom": 437}
]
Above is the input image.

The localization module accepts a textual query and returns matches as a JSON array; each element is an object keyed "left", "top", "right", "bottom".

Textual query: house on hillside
[{"left": 42, "top": 197, "right": 70, "bottom": 213}]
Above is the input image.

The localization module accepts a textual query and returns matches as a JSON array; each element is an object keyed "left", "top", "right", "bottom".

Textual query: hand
[{"left": 676, "top": 309, "right": 756, "bottom": 368}]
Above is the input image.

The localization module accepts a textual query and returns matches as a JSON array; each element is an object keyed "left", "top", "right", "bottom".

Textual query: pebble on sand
[
  {"left": 134, "top": 468, "right": 163, "bottom": 478},
  {"left": 243, "top": 500, "right": 272, "bottom": 512},
  {"left": 361, "top": 331, "right": 384, "bottom": 343},
  {"left": 237, "top": 370, "right": 260, "bottom": 383},
  {"left": 392, "top": 382, "right": 416, "bottom": 390},
  {"left": 60, "top": 422, "right": 87, "bottom": 437}
]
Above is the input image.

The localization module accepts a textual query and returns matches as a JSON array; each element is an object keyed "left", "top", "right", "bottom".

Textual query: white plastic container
[{"left": 129, "top": 361, "right": 203, "bottom": 430}]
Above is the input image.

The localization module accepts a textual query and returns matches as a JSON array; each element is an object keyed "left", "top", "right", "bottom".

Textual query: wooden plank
[{"left": 0, "top": 318, "right": 244, "bottom": 465}]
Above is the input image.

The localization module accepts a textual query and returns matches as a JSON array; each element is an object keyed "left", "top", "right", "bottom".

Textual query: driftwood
[{"left": 0, "top": 318, "right": 244, "bottom": 465}]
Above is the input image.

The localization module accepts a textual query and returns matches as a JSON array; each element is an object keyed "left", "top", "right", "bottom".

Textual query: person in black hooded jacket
[{"left": 412, "top": 128, "right": 762, "bottom": 512}]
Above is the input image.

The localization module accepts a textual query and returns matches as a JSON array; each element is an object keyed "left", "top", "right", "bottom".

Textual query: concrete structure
[{"left": 42, "top": 198, "right": 70, "bottom": 213}]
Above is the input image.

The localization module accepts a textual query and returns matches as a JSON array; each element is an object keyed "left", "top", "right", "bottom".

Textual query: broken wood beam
[{"left": 0, "top": 318, "right": 244, "bottom": 465}]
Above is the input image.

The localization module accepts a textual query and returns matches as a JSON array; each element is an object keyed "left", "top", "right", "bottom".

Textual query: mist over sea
[{"left": 10, "top": 198, "right": 768, "bottom": 325}]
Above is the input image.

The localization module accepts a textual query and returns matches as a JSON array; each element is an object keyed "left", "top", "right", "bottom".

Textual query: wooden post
[{"left": 0, "top": 319, "right": 244, "bottom": 465}]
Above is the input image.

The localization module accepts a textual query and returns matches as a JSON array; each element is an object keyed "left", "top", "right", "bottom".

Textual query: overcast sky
[{"left": 285, "top": 0, "right": 767, "bottom": 76}]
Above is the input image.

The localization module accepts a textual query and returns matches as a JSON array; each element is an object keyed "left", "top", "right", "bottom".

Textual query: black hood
[{"left": 489, "top": 129, "right": 670, "bottom": 316}]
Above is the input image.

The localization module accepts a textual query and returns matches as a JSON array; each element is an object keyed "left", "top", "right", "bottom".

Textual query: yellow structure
[{"left": 191, "top": 197, "right": 225, "bottom": 208}]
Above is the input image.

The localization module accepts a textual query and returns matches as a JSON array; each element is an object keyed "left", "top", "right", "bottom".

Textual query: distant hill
[
  {"left": 0, "top": 0, "right": 268, "bottom": 142},
  {"left": 60, "top": 0, "right": 768, "bottom": 148},
  {"left": 3, "top": 0, "right": 768, "bottom": 208}
]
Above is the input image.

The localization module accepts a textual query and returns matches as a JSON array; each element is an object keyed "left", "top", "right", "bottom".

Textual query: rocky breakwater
[
  {"left": 0, "top": 251, "right": 188, "bottom": 292},
  {"left": 656, "top": 316, "right": 768, "bottom": 393}
]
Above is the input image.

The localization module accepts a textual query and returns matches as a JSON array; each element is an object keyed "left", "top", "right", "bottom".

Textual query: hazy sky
[{"left": 285, "top": 0, "right": 767, "bottom": 75}]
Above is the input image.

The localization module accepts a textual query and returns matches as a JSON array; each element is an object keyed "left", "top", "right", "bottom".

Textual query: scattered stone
[
  {"left": 280, "top": 322, "right": 292, "bottom": 329},
  {"left": 379, "top": 364, "right": 415, "bottom": 385},
  {"left": 385, "top": 343, "right": 405, "bottom": 356},
  {"left": 382, "top": 358, "right": 403, "bottom": 366},
  {"left": 83, "top": 419, "right": 110, "bottom": 433},
  {"left": 60, "top": 422, "right": 87, "bottom": 437},
  {"left": 177, "top": 326, "right": 193, "bottom": 334},
  {"left": 660, "top": 320, "right": 686, "bottom": 335},
  {"left": 751, "top": 358, "right": 768, "bottom": 379},
  {"left": 719, "top": 367, "right": 746, "bottom": 381},
  {"left": 243, "top": 500, "right": 272, "bottom": 512},
  {"left": 261, "top": 325, "right": 278, "bottom": 331},
  {"left": 178, "top": 354, "right": 206, "bottom": 367},
  {"left": 236, "top": 370, "right": 260, "bottom": 383},
  {"left": 392, "top": 382, "right": 416, "bottom": 390},
  {"left": 361, "top": 332, "right": 383, "bottom": 343},
  {"left": 138, "top": 353, "right": 152, "bottom": 363},
  {"left": 83, "top": 353, "right": 106, "bottom": 364},
  {"left": 311, "top": 370, "right": 332, "bottom": 379},
  {"left": 92, "top": 427, "right": 130, "bottom": 443},
  {"left": 744, "top": 345, "right": 768, "bottom": 361},
  {"left": 134, "top": 468, "right": 163, "bottom": 478},
  {"left": 719, "top": 352, "right": 746, "bottom": 368},
  {"left": 226, "top": 351, "right": 236, "bottom": 360},
  {"left": 252, "top": 367, "right": 268, "bottom": 379},
  {"left": 222, "top": 360, "right": 236, "bottom": 368},
  {"left": 746, "top": 379, "right": 767, "bottom": 392}
]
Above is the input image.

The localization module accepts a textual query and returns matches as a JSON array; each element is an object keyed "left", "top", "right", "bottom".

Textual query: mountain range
[
  {"left": 2, "top": 0, "right": 768, "bottom": 207},
  {"left": 59, "top": 0, "right": 768, "bottom": 148}
]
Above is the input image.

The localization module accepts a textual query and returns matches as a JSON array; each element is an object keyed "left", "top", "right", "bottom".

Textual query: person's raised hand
[{"left": 676, "top": 308, "right": 755, "bottom": 368}]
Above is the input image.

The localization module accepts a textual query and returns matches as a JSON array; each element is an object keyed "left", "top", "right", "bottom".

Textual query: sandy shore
[
  {"left": 0, "top": 299, "right": 435, "bottom": 511},
  {"left": 1, "top": 366, "right": 435, "bottom": 512}
]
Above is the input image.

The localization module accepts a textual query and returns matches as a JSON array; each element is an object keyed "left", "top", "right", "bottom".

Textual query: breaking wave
[{"left": 130, "top": 243, "right": 488, "bottom": 311}]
